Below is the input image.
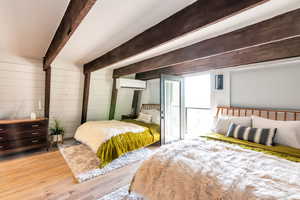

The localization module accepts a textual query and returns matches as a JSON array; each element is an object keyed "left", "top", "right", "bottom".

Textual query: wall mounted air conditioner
[{"left": 116, "top": 78, "right": 147, "bottom": 90}]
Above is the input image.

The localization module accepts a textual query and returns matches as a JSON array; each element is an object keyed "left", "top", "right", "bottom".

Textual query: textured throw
[
  {"left": 227, "top": 123, "right": 276, "bottom": 146},
  {"left": 127, "top": 138, "right": 300, "bottom": 200},
  {"left": 97, "top": 120, "right": 160, "bottom": 168}
]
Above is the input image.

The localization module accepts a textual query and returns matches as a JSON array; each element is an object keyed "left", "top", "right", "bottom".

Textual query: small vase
[{"left": 30, "top": 112, "right": 37, "bottom": 120}]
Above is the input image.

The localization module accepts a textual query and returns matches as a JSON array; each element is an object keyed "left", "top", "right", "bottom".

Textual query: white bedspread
[
  {"left": 74, "top": 120, "right": 146, "bottom": 153},
  {"left": 128, "top": 138, "right": 300, "bottom": 200}
]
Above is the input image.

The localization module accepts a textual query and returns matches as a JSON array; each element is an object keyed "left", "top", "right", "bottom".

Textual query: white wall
[
  {"left": 231, "top": 58, "right": 300, "bottom": 109},
  {"left": 3, "top": 52, "right": 298, "bottom": 139},
  {"left": 140, "top": 79, "right": 160, "bottom": 106},
  {"left": 50, "top": 60, "right": 84, "bottom": 138},
  {"left": 87, "top": 69, "right": 113, "bottom": 121},
  {"left": 87, "top": 70, "right": 136, "bottom": 121},
  {"left": 213, "top": 57, "right": 300, "bottom": 110},
  {"left": 115, "top": 89, "right": 134, "bottom": 120},
  {"left": 0, "top": 53, "right": 161, "bottom": 138},
  {"left": 210, "top": 71, "right": 231, "bottom": 112},
  {"left": 0, "top": 53, "right": 45, "bottom": 119},
  {"left": 87, "top": 75, "right": 160, "bottom": 121},
  {"left": 0, "top": 53, "right": 85, "bottom": 138}
]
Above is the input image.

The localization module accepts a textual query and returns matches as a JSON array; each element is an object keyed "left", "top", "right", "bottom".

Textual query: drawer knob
[
  {"left": 32, "top": 125, "right": 39, "bottom": 128},
  {"left": 31, "top": 132, "right": 39, "bottom": 135},
  {"left": 32, "top": 140, "right": 39, "bottom": 143},
  {"left": 0, "top": 128, "right": 3, "bottom": 131},
  {"left": 0, "top": 137, "right": 3, "bottom": 139},
  {"left": 0, "top": 146, "right": 3, "bottom": 148}
]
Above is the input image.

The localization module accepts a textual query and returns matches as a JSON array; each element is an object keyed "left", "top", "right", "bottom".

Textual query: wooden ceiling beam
[
  {"left": 84, "top": 0, "right": 268, "bottom": 73},
  {"left": 114, "top": 8, "right": 300, "bottom": 78},
  {"left": 43, "top": 0, "right": 97, "bottom": 69},
  {"left": 135, "top": 36, "right": 300, "bottom": 80}
]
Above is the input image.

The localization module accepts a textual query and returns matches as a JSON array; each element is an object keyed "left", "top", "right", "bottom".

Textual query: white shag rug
[{"left": 59, "top": 144, "right": 154, "bottom": 183}]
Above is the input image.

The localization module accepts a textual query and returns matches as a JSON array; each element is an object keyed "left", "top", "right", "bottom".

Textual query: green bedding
[
  {"left": 96, "top": 120, "right": 160, "bottom": 168},
  {"left": 202, "top": 133, "right": 300, "bottom": 162}
]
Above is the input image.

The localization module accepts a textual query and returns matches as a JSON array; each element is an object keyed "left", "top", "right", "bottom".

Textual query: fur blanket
[{"left": 127, "top": 138, "right": 300, "bottom": 200}]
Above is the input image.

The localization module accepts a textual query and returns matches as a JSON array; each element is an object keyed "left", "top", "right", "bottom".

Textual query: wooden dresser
[{"left": 0, "top": 118, "right": 48, "bottom": 156}]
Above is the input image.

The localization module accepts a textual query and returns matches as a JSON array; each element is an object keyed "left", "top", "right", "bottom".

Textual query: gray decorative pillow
[
  {"left": 226, "top": 123, "right": 277, "bottom": 146},
  {"left": 211, "top": 116, "right": 252, "bottom": 135}
]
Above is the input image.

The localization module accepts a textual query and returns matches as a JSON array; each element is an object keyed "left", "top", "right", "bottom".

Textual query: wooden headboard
[
  {"left": 141, "top": 104, "right": 160, "bottom": 111},
  {"left": 216, "top": 106, "right": 300, "bottom": 121}
]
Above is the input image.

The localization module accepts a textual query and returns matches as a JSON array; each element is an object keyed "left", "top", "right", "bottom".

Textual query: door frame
[{"left": 160, "top": 74, "right": 185, "bottom": 145}]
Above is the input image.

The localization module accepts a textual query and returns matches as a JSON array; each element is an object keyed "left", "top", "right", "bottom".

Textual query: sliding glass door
[{"left": 160, "top": 75, "right": 184, "bottom": 144}]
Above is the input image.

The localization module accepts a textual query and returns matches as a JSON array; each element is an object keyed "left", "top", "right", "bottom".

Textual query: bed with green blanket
[
  {"left": 202, "top": 132, "right": 300, "bottom": 162},
  {"left": 97, "top": 120, "right": 160, "bottom": 167},
  {"left": 74, "top": 119, "right": 160, "bottom": 168}
]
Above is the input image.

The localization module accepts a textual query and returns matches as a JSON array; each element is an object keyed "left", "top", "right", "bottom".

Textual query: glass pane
[
  {"left": 186, "top": 108, "right": 213, "bottom": 137},
  {"left": 164, "top": 80, "right": 180, "bottom": 143},
  {"left": 185, "top": 74, "right": 211, "bottom": 108}
]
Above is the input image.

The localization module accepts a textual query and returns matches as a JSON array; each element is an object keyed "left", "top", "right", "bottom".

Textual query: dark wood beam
[
  {"left": 44, "top": 67, "right": 51, "bottom": 118},
  {"left": 44, "top": 0, "right": 97, "bottom": 69},
  {"left": 136, "top": 36, "right": 300, "bottom": 80},
  {"left": 84, "top": 0, "right": 267, "bottom": 73},
  {"left": 114, "top": 8, "right": 300, "bottom": 78},
  {"left": 81, "top": 72, "right": 91, "bottom": 124},
  {"left": 109, "top": 78, "right": 118, "bottom": 120}
]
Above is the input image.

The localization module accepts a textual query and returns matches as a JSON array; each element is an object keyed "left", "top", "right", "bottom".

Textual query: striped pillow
[{"left": 226, "top": 123, "right": 277, "bottom": 146}]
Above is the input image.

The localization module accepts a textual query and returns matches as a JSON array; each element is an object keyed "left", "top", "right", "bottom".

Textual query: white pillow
[
  {"left": 136, "top": 113, "right": 152, "bottom": 123},
  {"left": 252, "top": 116, "right": 300, "bottom": 149},
  {"left": 141, "top": 109, "right": 160, "bottom": 125},
  {"left": 212, "top": 116, "right": 252, "bottom": 135}
]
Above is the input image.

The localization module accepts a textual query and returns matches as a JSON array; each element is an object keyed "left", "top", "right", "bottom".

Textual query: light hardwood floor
[{"left": 0, "top": 150, "right": 142, "bottom": 200}]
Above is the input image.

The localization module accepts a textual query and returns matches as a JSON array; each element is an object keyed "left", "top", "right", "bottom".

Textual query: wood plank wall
[
  {"left": 86, "top": 69, "right": 136, "bottom": 121},
  {"left": 87, "top": 69, "right": 114, "bottom": 121},
  {"left": 0, "top": 57, "right": 45, "bottom": 119},
  {"left": 50, "top": 63, "right": 84, "bottom": 138}
]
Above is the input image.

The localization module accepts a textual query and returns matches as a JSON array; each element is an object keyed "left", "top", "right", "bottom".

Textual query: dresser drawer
[
  {"left": 0, "top": 118, "right": 48, "bottom": 155},
  {"left": 0, "top": 137, "right": 47, "bottom": 152},
  {"left": 18, "top": 120, "right": 48, "bottom": 131},
  {"left": 0, "top": 120, "right": 48, "bottom": 133},
  {"left": 0, "top": 129, "right": 47, "bottom": 142},
  {"left": 0, "top": 125, "right": 10, "bottom": 134},
  {"left": 0, "top": 143, "right": 9, "bottom": 151}
]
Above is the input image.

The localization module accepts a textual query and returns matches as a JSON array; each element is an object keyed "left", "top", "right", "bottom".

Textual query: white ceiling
[
  {"left": 58, "top": 0, "right": 300, "bottom": 69},
  {"left": 1, "top": 0, "right": 300, "bottom": 69},
  {"left": 57, "top": 0, "right": 196, "bottom": 64},
  {"left": 104, "top": 0, "right": 300, "bottom": 70},
  {"left": 0, "top": 0, "right": 70, "bottom": 60}
]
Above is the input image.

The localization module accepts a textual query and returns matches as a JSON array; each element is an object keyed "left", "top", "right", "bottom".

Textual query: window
[{"left": 184, "top": 74, "right": 212, "bottom": 136}]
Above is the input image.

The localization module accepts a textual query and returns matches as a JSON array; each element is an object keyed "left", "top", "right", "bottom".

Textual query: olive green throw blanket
[
  {"left": 202, "top": 133, "right": 300, "bottom": 162},
  {"left": 97, "top": 120, "right": 160, "bottom": 168}
]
